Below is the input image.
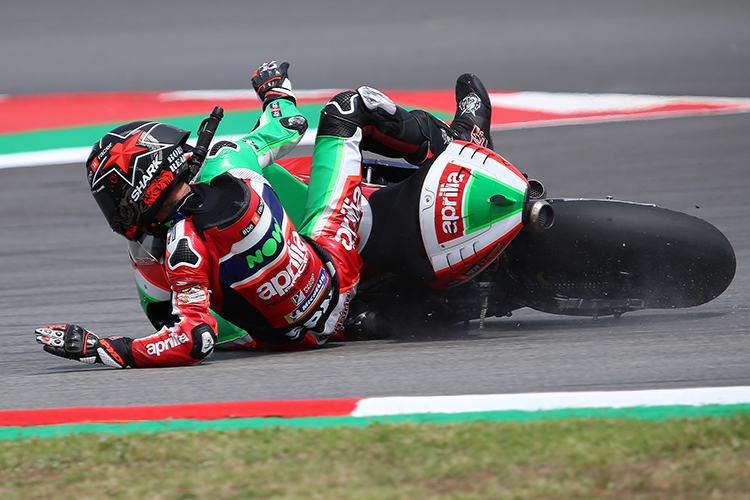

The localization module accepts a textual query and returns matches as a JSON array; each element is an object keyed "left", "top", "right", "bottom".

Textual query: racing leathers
[
  {"left": 37, "top": 73, "right": 493, "bottom": 368},
  {"left": 122, "top": 93, "right": 363, "bottom": 367},
  {"left": 123, "top": 86, "right": 478, "bottom": 367},
  {"left": 40, "top": 85, "right": 429, "bottom": 367}
]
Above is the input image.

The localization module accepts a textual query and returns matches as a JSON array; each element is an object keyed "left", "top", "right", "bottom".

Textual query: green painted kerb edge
[
  {"left": 2, "top": 404, "right": 750, "bottom": 441},
  {"left": 0, "top": 106, "right": 323, "bottom": 154}
]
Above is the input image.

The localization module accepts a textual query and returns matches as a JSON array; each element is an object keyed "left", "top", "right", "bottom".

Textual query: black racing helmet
[{"left": 86, "top": 121, "right": 191, "bottom": 241}]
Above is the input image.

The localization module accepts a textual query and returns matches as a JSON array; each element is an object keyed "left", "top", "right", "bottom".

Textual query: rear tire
[{"left": 500, "top": 199, "right": 736, "bottom": 316}]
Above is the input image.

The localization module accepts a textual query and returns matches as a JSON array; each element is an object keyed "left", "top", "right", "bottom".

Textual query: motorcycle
[{"left": 128, "top": 108, "right": 737, "bottom": 345}]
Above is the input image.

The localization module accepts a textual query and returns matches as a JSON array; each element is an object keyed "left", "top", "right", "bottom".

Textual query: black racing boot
[{"left": 450, "top": 73, "right": 494, "bottom": 150}]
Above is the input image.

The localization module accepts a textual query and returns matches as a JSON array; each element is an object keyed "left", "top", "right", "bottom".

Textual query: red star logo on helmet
[{"left": 100, "top": 131, "right": 148, "bottom": 174}]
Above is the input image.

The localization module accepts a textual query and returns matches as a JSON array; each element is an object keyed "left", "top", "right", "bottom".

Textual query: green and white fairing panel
[{"left": 418, "top": 141, "right": 529, "bottom": 288}]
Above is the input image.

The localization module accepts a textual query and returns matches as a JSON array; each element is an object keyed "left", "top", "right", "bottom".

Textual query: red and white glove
[
  {"left": 252, "top": 60, "right": 296, "bottom": 107},
  {"left": 35, "top": 324, "right": 130, "bottom": 368}
]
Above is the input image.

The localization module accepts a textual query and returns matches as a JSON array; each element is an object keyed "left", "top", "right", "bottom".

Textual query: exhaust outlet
[
  {"left": 527, "top": 179, "right": 547, "bottom": 199},
  {"left": 523, "top": 199, "right": 554, "bottom": 231}
]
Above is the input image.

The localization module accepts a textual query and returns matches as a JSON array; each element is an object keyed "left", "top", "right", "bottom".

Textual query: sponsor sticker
[
  {"left": 270, "top": 101, "right": 282, "bottom": 118},
  {"left": 469, "top": 124, "right": 487, "bottom": 147},
  {"left": 240, "top": 201, "right": 264, "bottom": 238},
  {"left": 284, "top": 269, "right": 328, "bottom": 323},
  {"left": 240, "top": 221, "right": 256, "bottom": 237},
  {"left": 255, "top": 231, "right": 309, "bottom": 299},
  {"left": 334, "top": 184, "right": 362, "bottom": 252},
  {"left": 291, "top": 290, "right": 305, "bottom": 306},
  {"left": 459, "top": 93, "right": 482, "bottom": 116},
  {"left": 176, "top": 285, "right": 208, "bottom": 305},
  {"left": 435, "top": 163, "right": 470, "bottom": 244}
]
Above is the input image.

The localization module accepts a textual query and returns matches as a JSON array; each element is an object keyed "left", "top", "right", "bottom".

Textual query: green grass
[{"left": 2, "top": 415, "right": 750, "bottom": 499}]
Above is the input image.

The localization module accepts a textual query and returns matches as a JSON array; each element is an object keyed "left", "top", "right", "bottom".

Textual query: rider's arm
[
  {"left": 36, "top": 220, "right": 219, "bottom": 369},
  {"left": 247, "top": 60, "right": 308, "bottom": 168},
  {"left": 196, "top": 98, "right": 309, "bottom": 184},
  {"left": 195, "top": 60, "right": 308, "bottom": 183},
  {"left": 127, "top": 219, "right": 218, "bottom": 367},
  {"left": 244, "top": 97, "right": 309, "bottom": 169}
]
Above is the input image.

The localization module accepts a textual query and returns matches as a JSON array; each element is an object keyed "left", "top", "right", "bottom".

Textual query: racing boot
[{"left": 449, "top": 73, "right": 494, "bottom": 150}]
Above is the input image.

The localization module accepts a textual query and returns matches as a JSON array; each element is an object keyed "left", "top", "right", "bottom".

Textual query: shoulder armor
[
  {"left": 168, "top": 237, "right": 201, "bottom": 270},
  {"left": 166, "top": 221, "right": 203, "bottom": 270}
]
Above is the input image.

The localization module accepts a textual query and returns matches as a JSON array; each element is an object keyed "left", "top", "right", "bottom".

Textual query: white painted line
[
  {"left": 159, "top": 89, "right": 341, "bottom": 101},
  {"left": 491, "top": 108, "right": 750, "bottom": 131},
  {"left": 489, "top": 91, "right": 750, "bottom": 114},
  {"left": 0, "top": 146, "right": 92, "bottom": 169},
  {"left": 351, "top": 386, "right": 750, "bottom": 417}
]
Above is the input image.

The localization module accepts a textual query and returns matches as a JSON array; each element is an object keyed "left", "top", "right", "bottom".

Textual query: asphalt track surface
[{"left": 1, "top": 1, "right": 749, "bottom": 411}]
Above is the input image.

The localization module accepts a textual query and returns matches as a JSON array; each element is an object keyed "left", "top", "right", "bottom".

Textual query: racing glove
[
  {"left": 35, "top": 324, "right": 130, "bottom": 368},
  {"left": 252, "top": 60, "right": 296, "bottom": 107}
]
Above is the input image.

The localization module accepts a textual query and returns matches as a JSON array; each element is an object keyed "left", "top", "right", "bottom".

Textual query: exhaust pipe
[
  {"left": 527, "top": 179, "right": 547, "bottom": 199},
  {"left": 523, "top": 199, "right": 554, "bottom": 231}
]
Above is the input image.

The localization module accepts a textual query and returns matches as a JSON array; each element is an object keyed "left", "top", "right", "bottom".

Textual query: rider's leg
[
  {"left": 299, "top": 85, "right": 453, "bottom": 243},
  {"left": 311, "top": 86, "right": 458, "bottom": 165},
  {"left": 358, "top": 73, "right": 495, "bottom": 164},
  {"left": 299, "top": 91, "right": 367, "bottom": 297},
  {"left": 302, "top": 78, "right": 495, "bottom": 284},
  {"left": 299, "top": 86, "right": 452, "bottom": 290},
  {"left": 300, "top": 87, "right": 430, "bottom": 339}
]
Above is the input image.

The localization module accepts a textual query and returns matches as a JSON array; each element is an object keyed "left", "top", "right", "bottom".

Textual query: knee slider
[
  {"left": 318, "top": 87, "right": 399, "bottom": 137},
  {"left": 356, "top": 86, "right": 397, "bottom": 116},
  {"left": 318, "top": 90, "right": 361, "bottom": 137}
]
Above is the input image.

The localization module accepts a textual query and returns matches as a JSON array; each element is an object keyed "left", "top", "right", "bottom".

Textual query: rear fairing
[{"left": 418, "top": 141, "right": 528, "bottom": 288}]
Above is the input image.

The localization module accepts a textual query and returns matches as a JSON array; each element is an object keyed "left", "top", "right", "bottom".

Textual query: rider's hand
[
  {"left": 36, "top": 324, "right": 100, "bottom": 364},
  {"left": 252, "top": 61, "right": 296, "bottom": 107},
  {"left": 35, "top": 324, "right": 127, "bottom": 368}
]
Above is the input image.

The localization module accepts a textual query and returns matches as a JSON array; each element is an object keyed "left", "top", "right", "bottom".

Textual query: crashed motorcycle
[{"left": 129, "top": 111, "right": 736, "bottom": 345}]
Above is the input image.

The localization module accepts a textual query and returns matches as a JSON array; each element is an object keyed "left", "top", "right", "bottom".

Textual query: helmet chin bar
[{"left": 141, "top": 221, "right": 168, "bottom": 238}]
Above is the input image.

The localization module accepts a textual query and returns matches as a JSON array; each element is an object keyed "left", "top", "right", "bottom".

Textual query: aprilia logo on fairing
[
  {"left": 436, "top": 164, "right": 469, "bottom": 244},
  {"left": 256, "top": 231, "right": 310, "bottom": 300},
  {"left": 146, "top": 332, "right": 190, "bottom": 356}
]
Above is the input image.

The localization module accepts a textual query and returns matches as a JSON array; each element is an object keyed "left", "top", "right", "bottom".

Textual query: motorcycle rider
[{"left": 35, "top": 61, "right": 494, "bottom": 368}]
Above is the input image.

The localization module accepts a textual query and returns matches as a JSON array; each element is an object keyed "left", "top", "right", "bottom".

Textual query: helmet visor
[{"left": 127, "top": 234, "right": 167, "bottom": 266}]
